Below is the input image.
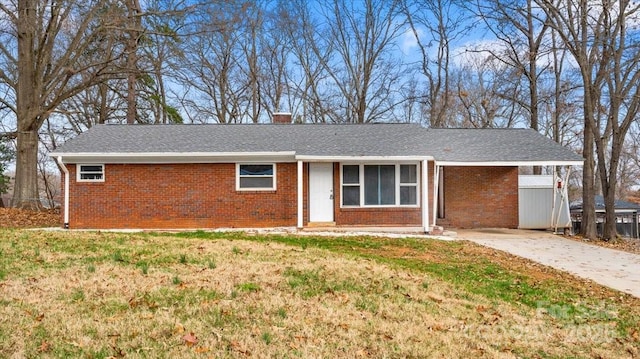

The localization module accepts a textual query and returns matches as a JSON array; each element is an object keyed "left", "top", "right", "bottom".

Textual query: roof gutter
[
  {"left": 435, "top": 160, "right": 584, "bottom": 167},
  {"left": 49, "top": 151, "right": 297, "bottom": 157},
  {"left": 49, "top": 151, "right": 298, "bottom": 164},
  {"left": 54, "top": 156, "right": 70, "bottom": 229},
  {"left": 295, "top": 155, "right": 436, "bottom": 162}
]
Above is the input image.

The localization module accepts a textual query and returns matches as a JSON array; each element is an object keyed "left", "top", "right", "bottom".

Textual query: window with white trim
[
  {"left": 399, "top": 164, "right": 418, "bottom": 205},
  {"left": 341, "top": 164, "right": 418, "bottom": 207},
  {"left": 77, "top": 164, "right": 105, "bottom": 182},
  {"left": 237, "top": 164, "right": 276, "bottom": 190},
  {"left": 342, "top": 165, "right": 360, "bottom": 206}
]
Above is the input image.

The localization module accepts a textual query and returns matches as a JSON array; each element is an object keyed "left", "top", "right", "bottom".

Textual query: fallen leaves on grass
[
  {"left": 0, "top": 208, "right": 59, "bottom": 228},
  {"left": 182, "top": 332, "right": 198, "bottom": 346},
  {"left": 37, "top": 340, "right": 51, "bottom": 353}
]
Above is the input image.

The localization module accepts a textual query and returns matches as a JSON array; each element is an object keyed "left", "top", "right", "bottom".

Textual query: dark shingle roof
[
  {"left": 425, "top": 128, "right": 583, "bottom": 162},
  {"left": 51, "top": 124, "right": 583, "bottom": 163},
  {"left": 571, "top": 195, "right": 640, "bottom": 211}
]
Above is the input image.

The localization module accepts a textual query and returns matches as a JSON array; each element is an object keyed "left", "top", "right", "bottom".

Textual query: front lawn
[{"left": 0, "top": 229, "right": 638, "bottom": 358}]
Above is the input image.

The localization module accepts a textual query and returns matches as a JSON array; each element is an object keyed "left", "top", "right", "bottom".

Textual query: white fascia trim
[
  {"left": 435, "top": 160, "right": 584, "bottom": 167},
  {"left": 50, "top": 151, "right": 297, "bottom": 163},
  {"left": 296, "top": 155, "right": 435, "bottom": 162}
]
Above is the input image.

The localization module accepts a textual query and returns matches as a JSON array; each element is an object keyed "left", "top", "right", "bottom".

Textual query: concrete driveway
[{"left": 456, "top": 229, "right": 640, "bottom": 298}]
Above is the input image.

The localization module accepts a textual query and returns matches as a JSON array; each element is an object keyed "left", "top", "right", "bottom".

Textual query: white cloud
[{"left": 400, "top": 26, "right": 423, "bottom": 55}]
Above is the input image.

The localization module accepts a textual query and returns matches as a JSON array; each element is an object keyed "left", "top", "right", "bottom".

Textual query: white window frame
[
  {"left": 399, "top": 164, "right": 419, "bottom": 206},
  {"left": 341, "top": 164, "right": 361, "bottom": 206},
  {"left": 77, "top": 164, "right": 105, "bottom": 182},
  {"left": 340, "top": 163, "right": 420, "bottom": 208},
  {"left": 236, "top": 163, "right": 277, "bottom": 191}
]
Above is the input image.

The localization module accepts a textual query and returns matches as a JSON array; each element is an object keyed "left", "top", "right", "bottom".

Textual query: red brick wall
[
  {"left": 65, "top": 163, "right": 298, "bottom": 229},
  {"left": 439, "top": 166, "right": 519, "bottom": 228},
  {"left": 62, "top": 161, "right": 517, "bottom": 230}
]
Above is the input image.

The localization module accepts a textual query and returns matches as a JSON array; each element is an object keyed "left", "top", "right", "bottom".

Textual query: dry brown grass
[{"left": 0, "top": 229, "right": 637, "bottom": 358}]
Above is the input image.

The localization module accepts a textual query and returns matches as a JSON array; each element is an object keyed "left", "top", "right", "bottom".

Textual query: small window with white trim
[
  {"left": 237, "top": 164, "right": 276, "bottom": 190},
  {"left": 77, "top": 164, "right": 104, "bottom": 182}
]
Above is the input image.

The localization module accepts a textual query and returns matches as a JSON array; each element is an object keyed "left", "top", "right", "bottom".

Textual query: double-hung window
[
  {"left": 77, "top": 164, "right": 104, "bottom": 182},
  {"left": 237, "top": 164, "right": 276, "bottom": 190},
  {"left": 342, "top": 165, "right": 361, "bottom": 206},
  {"left": 341, "top": 164, "right": 418, "bottom": 207},
  {"left": 399, "top": 165, "right": 418, "bottom": 205}
]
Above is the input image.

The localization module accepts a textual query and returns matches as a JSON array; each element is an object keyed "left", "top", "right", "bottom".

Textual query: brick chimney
[{"left": 273, "top": 112, "right": 292, "bottom": 124}]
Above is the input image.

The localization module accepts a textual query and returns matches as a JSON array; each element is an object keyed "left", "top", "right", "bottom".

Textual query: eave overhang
[
  {"left": 294, "top": 155, "right": 435, "bottom": 162},
  {"left": 49, "top": 152, "right": 583, "bottom": 167},
  {"left": 49, "top": 151, "right": 298, "bottom": 164},
  {"left": 435, "top": 160, "right": 584, "bottom": 167}
]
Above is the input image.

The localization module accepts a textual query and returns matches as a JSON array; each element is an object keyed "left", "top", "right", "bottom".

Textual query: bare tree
[
  {"left": 452, "top": 55, "right": 524, "bottom": 128},
  {"left": 258, "top": 2, "right": 299, "bottom": 119},
  {"left": 281, "top": 0, "right": 334, "bottom": 123},
  {"left": 403, "top": 0, "right": 472, "bottom": 127},
  {"left": 318, "top": 0, "right": 405, "bottom": 123},
  {"left": 125, "top": 0, "right": 143, "bottom": 124},
  {"left": 238, "top": 2, "right": 264, "bottom": 123},
  {"left": 474, "top": 1, "right": 550, "bottom": 132},
  {"left": 0, "top": 0, "right": 128, "bottom": 209},
  {"left": 474, "top": 0, "right": 553, "bottom": 173},
  {"left": 174, "top": 1, "right": 251, "bottom": 123},
  {"left": 539, "top": 0, "right": 640, "bottom": 240}
]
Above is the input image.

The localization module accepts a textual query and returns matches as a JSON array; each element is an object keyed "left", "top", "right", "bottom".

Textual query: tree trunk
[
  {"left": 98, "top": 82, "right": 108, "bottom": 124},
  {"left": 126, "top": 0, "right": 142, "bottom": 124},
  {"left": 12, "top": 130, "right": 42, "bottom": 210},
  {"left": 527, "top": 0, "right": 541, "bottom": 175},
  {"left": 602, "top": 185, "right": 617, "bottom": 240},
  {"left": 600, "top": 133, "right": 624, "bottom": 240},
  {"left": 581, "top": 112, "right": 597, "bottom": 239},
  {"left": 12, "top": 0, "right": 42, "bottom": 210}
]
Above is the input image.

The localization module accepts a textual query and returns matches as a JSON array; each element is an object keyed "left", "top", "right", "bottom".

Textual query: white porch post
[
  {"left": 432, "top": 164, "right": 440, "bottom": 226},
  {"left": 422, "top": 159, "right": 429, "bottom": 233},
  {"left": 297, "top": 160, "right": 304, "bottom": 228}
]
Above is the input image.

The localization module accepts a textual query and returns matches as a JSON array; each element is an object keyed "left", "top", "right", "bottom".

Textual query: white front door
[{"left": 309, "top": 163, "right": 334, "bottom": 222}]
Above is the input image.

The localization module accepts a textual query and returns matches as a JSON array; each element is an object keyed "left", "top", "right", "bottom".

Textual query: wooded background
[{"left": 1, "top": 0, "right": 639, "bottom": 240}]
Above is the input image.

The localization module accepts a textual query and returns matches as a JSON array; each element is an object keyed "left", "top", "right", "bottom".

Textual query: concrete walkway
[{"left": 456, "top": 229, "right": 640, "bottom": 298}]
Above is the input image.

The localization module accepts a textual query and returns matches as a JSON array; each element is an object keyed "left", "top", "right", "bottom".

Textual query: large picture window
[
  {"left": 77, "top": 164, "right": 104, "bottom": 182},
  {"left": 364, "top": 165, "right": 396, "bottom": 205},
  {"left": 341, "top": 164, "right": 418, "bottom": 207},
  {"left": 237, "top": 164, "right": 276, "bottom": 190}
]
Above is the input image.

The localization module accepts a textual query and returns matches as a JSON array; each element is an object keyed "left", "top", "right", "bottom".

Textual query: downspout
[{"left": 55, "top": 156, "right": 70, "bottom": 229}]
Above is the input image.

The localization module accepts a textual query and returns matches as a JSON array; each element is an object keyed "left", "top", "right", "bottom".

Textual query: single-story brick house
[{"left": 49, "top": 121, "right": 583, "bottom": 232}]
